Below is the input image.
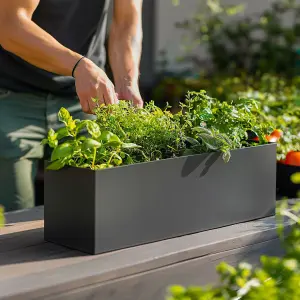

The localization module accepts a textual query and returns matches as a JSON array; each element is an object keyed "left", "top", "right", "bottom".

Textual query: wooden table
[{"left": 0, "top": 205, "right": 292, "bottom": 300}]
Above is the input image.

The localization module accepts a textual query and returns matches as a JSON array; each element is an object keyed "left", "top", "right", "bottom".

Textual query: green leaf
[
  {"left": 222, "top": 150, "right": 231, "bottom": 163},
  {"left": 58, "top": 107, "right": 71, "bottom": 124},
  {"left": 82, "top": 138, "right": 101, "bottom": 151},
  {"left": 67, "top": 119, "right": 76, "bottom": 131},
  {"left": 51, "top": 142, "right": 74, "bottom": 161},
  {"left": 78, "top": 164, "right": 91, "bottom": 169},
  {"left": 113, "top": 157, "right": 123, "bottom": 166},
  {"left": 193, "top": 127, "right": 212, "bottom": 135},
  {"left": 86, "top": 121, "right": 101, "bottom": 138},
  {"left": 46, "top": 160, "right": 66, "bottom": 170},
  {"left": 185, "top": 137, "right": 200, "bottom": 146},
  {"left": 100, "top": 131, "right": 122, "bottom": 146},
  {"left": 76, "top": 120, "right": 89, "bottom": 132},
  {"left": 56, "top": 127, "right": 71, "bottom": 140},
  {"left": 121, "top": 143, "right": 141, "bottom": 149},
  {"left": 47, "top": 128, "right": 58, "bottom": 148},
  {"left": 183, "top": 149, "right": 196, "bottom": 156},
  {"left": 198, "top": 133, "right": 224, "bottom": 150},
  {"left": 41, "top": 138, "right": 49, "bottom": 145},
  {"left": 48, "top": 128, "right": 57, "bottom": 141}
]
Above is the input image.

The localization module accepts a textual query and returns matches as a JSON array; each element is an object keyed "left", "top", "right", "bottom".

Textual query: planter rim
[{"left": 45, "top": 143, "right": 276, "bottom": 173}]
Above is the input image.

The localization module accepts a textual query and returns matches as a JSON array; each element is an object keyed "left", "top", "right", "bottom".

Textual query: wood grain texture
[
  {"left": 0, "top": 205, "right": 293, "bottom": 300},
  {"left": 46, "top": 238, "right": 284, "bottom": 300}
]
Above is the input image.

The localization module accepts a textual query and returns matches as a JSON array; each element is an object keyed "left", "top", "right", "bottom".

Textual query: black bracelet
[{"left": 72, "top": 56, "right": 85, "bottom": 78}]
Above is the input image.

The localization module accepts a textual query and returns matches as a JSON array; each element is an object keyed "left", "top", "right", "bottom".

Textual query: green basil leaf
[
  {"left": 41, "top": 138, "right": 49, "bottom": 145},
  {"left": 56, "top": 127, "right": 71, "bottom": 140},
  {"left": 51, "top": 142, "right": 74, "bottom": 161},
  {"left": 100, "top": 130, "right": 122, "bottom": 146},
  {"left": 46, "top": 159, "right": 66, "bottom": 170},
  {"left": 86, "top": 121, "right": 101, "bottom": 138},
  {"left": 67, "top": 119, "right": 76, "bottom": 131},
  {"left": 82, "top": 138, "right": 101, "bottom": 151},
  {"left": 48, "top": 128, "right": 57, "bottom": 141},
  {"left": 58, "top": 107, "right": 71, "bottom": 124},
  {"left": 49, "top": 139, "right": 58, "bottom": 148},
  {"left": 76, "top": 120, "right": 89, "bottom": 132}
]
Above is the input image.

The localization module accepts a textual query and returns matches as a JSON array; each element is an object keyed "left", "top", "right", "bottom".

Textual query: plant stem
[
  {"left": 92, "top": 147, "right": 97, "bottom": 169},
  {"left": 107, "top": 152, "right": 115, "bottom": 165}
]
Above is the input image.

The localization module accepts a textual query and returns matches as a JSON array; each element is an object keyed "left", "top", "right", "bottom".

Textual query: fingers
[
  {"left": 79, "top": 96, "right": 91, "bottom": 114},
  {"left": 131, "top": 92, "right": 144, "bottom": 108},
  {"left": 102, "top": 84, "right": 117, "bottom": 105},
  {"left": 79, "top": 84, "right": 118, "bottom": 114}
]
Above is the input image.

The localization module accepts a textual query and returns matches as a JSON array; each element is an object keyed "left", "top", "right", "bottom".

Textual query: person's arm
[
  {"left": 0, "top": 0, "right": 117, "bottom": 113},
  {"left": 109, "top": 0, "right": 143, "bottom": 107}
]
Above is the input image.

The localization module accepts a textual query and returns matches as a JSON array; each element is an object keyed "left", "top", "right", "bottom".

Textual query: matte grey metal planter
[{"left": 44, "top": 144, "right": 277, "bottom": 255}]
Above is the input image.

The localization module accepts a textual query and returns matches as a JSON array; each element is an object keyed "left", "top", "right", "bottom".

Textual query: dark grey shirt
[{"left": 0, "top": 0, "right": 110, "bottom": 95}]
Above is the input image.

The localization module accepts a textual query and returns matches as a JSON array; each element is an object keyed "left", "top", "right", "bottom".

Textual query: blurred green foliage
[
  {"left": 166, "top": 200, "right": 300, "bottom": 300},
  {"left": 171, "top": 0, "right": 300, "bottom": 77}
]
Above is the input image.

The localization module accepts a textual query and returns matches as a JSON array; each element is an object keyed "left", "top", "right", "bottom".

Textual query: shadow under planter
[{"left": 44, "top": 144, "right": 277, "bottom": 255}]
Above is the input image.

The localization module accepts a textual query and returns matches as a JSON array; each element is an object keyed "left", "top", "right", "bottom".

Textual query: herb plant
[{"left": 42, "top": 91, "right": 273, "bottom": 170}]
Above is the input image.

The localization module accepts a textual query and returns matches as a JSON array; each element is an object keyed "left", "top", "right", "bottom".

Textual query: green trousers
[{"left": 0, "top": 88, "right": 93, "bottom": 212}]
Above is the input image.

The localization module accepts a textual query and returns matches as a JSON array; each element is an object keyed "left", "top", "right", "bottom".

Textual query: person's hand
[
  {"left": 74, "top": 58, "right": 118, "bottom": 114},
  {"left": 115, "top": 81, "right": 143, "bottom": 108}
]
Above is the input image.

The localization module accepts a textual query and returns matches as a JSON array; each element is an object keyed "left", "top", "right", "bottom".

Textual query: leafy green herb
[{"left": 43, "top": 91, "right": 272, "bottom": 170}]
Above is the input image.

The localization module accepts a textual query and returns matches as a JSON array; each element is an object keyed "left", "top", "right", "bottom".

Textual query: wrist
[
  {"left": 73, "top": 57, "right": 95, "bottom": 78},
  {"left": 114, "top": 75, "right": 139, "bottom": 88}
]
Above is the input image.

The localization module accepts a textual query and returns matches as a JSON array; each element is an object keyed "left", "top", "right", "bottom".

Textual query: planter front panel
[{"left": 45, "top": 144, "right": 276, "bottom": 254}]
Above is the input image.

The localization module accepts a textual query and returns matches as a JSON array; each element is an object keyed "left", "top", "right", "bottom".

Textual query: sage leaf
[{"left": 198, "top": 133, "right": 223, "bottom": 150}]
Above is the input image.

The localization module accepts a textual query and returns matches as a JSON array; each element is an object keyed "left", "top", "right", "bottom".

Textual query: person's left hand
[{"left": 115, "top": 82, "right": 143, "bottom": 108}]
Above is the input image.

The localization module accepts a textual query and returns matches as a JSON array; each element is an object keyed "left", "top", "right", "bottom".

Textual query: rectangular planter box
[
  {"left": 44, "top": 144, "right": 277, "bottom": 255},
  {"left": 276, "top": 162, "right": 300, "bottom": 198}
]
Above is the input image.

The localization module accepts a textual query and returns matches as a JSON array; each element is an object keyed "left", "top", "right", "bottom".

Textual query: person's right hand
[{"left": 74, "top": 57, "right": 118, "bottom": 114}]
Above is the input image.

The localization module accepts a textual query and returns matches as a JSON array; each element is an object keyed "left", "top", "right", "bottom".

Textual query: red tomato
[
  {"left": 266, "top": 135, "right": 279, "bottom": 143},
  {"left": 285, "top": 151, "right": 300, "bottom": 167},
  {"left": 277, "top": 159, "right": 286, "bottom": 164},
  {"left": 271, "top": 129, "right": 283, "bottom": 139}
]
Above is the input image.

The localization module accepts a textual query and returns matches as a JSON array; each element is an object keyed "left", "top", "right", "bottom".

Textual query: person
[{"left": 0, "top": 0, "right": 144, "bottom": 212}]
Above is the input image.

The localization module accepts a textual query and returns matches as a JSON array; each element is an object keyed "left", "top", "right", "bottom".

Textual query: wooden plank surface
[{"left": 0, "top": 204, "right": 293, "bottom": 300}]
